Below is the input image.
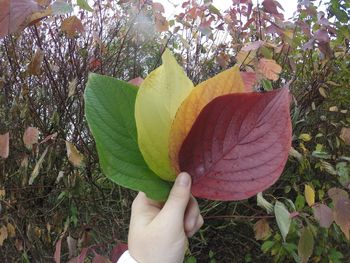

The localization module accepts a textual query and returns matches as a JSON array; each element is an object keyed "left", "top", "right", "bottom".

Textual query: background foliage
[{"left": 0, "top": 0, "right": 349, "bottom": 262}]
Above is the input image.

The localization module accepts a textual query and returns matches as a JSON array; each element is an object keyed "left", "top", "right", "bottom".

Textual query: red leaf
[
  {"left": 314, "top": 29, "right": 330, "bottom": 43},
  {"left": 313, "top": 203, "right": 333, "bottom": 228},
  {"left": 240, "top": 72, "right": 256, "bottom": 92},
  {"left": 262, "top": 0, "right": 284, "bottom": 19},
  {"left": 54, "top": 238, "right": 62, "bottom": 263},
  {"left": 179, "top": 88, "right": 292, "bottom": 200},
  {"left": 333, "top": 197, "right": 350, "bottom": 240},
  {"left": 110, "top": 243, "right": 128, "bottom": 263},
  {"left": 0, "top": 0, "right": 39, "bottom": 38},
  {"left": 152, "top": 2, "right": 165, "bottom": 13},
  {"left": 128, "top": 77, "right": 143, "bottom": 87},
  {"left": 77, "top": 247, "right": 89, "bottom": 263},
  {"left": 23, "top": 127, "right": 39, "bottom": 149}
]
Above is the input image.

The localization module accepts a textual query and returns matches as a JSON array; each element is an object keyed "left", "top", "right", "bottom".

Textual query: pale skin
[{"left": 128, "top": 172, "right": 204, "bottom": 263}]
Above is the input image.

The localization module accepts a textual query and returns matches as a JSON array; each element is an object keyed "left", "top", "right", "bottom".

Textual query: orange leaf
[
  {"left": 61, "top": 16, "right": 85, "bottom": 38},
  {"left": 258, "top": 58, "right": 282, "bottom": 81},
  {"left": 0, "top": 132, "right": 9, "bottom": 159},
  {"left": 169, "top": 66, "right": 245, "bottom": 173}
]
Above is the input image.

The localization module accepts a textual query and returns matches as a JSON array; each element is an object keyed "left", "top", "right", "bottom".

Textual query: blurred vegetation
[{"left": 0, "top": 0, "right": 349, "bottom": 262}]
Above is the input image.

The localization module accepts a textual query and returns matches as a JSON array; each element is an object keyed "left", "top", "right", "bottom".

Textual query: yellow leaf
[
  {"left": 135, "top": 49, "right": 194, "bottom": 181},
  {"left": 258, "top": 58, "right": 282, "bottom": 81},
  {"left": 299, "top": 133, "right": 312, "bottom": 142},
  {"left": 305, "top": 184, "right": 315, "bottom": 207},
  {"left": 29, "top": 147, "right": 49, "bottom": 185},
  {"left": 66, "top": 141, "right": 84, "bottom": 167},
  {"left": 0, "top": 225, "right": 8, "bottom": 246},
  {"left": 169, "top": 66, "right": 245, "bottom": 173},
  {"left": 0, "top": 189, "right": 5, "bottom": 199},
  {"left": 7, "top": 223, "right": 15, "bottom": 238}
]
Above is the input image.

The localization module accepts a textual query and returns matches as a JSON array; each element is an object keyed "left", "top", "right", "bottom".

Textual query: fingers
[
  {"left": 159, "top": 172, "right": 192, "bottom": 221},
  {"left": 186, "top": 214, "right": 204, "bottom": 237},
  {"left": 184, "top": 196, "right": 204, "bottom": 237},
  {"left": 130, "top": 192, "right": 164, "bottom": 227}
]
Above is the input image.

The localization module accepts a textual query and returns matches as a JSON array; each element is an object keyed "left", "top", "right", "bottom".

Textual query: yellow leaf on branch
[
  {"left": 66, "top": 141, "right": 84, "bottom": 167},
  {"left": 305, "top": 184, "right": 315, "bottom": 207}
]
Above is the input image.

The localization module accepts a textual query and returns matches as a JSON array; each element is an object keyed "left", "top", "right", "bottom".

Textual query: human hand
[{"left": 128, "top": 172, "right": 203, "bottom": 263}]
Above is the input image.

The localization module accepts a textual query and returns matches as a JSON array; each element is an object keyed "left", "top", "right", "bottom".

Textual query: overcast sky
[{"left": 159, "top": 0, "right": 300, "bottom": 20}]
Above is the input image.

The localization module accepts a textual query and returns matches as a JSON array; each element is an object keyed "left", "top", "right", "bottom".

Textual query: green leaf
[
  {"left": 261, "top": 79, "right": 273, "bottom": 91},
  {"left": 261, "top": 240, "right": 275, "bottom": 253},
  {"left": 274, "top": 201, "right": 291, "bottom": 242},
  {"left": 52, "top": 0, "right": 73, "bottom": 15},
  {"left": 84, "top": 73, "right": 171, "bottom": 201},
  {"left": 77, "top": 0, "right": 93, "bottom": 12},
  {"left": 298, "top": 227, "right": 314, "bottom": 263}
]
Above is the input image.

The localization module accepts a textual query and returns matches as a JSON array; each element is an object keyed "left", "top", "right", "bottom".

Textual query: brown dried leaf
[
  {"left": 216, "top": 52, "right": 230, "bottom": 69},
  {"left": 92, "top": 254, "right": 112, "bottom": 263},
  {"left": 0, "top": 132, "right": 9, "bottom": 159},
  {"left": 254, "top": 219, "right": 271, "bottom": 240},
  {"left": 23, "top": 127, "right": 39, "bottom": 149},
  {"left": 328, "top": 187, "right": 349, "bottom": 203},
  {"left": 258, "top": 58, "right": 282, "bottom": 81},
  {"left": 67, "top": 235, "right": 77, "bottom": 259},
  {"left": 0, "top": 225, "right": 8, "bottom": 246},
  {"left": 154, "top": 14, "right": 168, "bottom": 32},
  {"left": 68, "top": 78, "right": 77, "bottom": 98},
  {"left": 7, "top": 223, "right": 15, "bottom": 238},
  {"left": 340, "top": 127, "right": 350, "bottom": 145},
  {"left": 61, "top": 16, "right": 85, "bottom": 38},
  {"left": 66, "top": 141, "right": 84, "bottom": 167},
  {"left": 27, "top": 49, "right": 44, "bottom": 75}
]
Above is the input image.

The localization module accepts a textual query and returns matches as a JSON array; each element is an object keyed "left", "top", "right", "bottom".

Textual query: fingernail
[{"left": 176, "top": 172, "right": 190, "bottom": 187}]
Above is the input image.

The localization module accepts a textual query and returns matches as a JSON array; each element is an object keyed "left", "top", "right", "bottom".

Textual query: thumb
[{"left": 159, "top": 172, "right": 192, "bottom": 221}]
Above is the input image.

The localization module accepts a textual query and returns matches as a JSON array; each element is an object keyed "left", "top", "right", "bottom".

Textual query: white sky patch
[{"left": 160, "top": 0, "right": 300, "bottom": 20}]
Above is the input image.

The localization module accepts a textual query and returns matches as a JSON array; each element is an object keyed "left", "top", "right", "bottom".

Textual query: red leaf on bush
[
  {"left": 241, "top": 72, "right": 256, "bottom": 92},
  {"left": 179, "top": 88, "right": 291, "bottom": 200},
  {"left": 333, "top": 197, "right": 350, "bottom": 240},
  {"left": 110, "top": 243, "right": 128, "bottom": 263},
  {"left": 313, "top": 203, "right": 333, "bottom": 228},
  {"left": 262, "top": 0, "right": 284, "bottom": 19},
  {"left": 0, "top": 0, "right": 39, "bottom": 38},
  {"left": 54, "top": 238, "right": 62, "bottom": 263}
]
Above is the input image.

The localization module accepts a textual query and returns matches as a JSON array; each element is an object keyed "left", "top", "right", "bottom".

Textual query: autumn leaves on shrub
[{"left": 85, "top": 49, "right": 292, "bottom": 201}]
